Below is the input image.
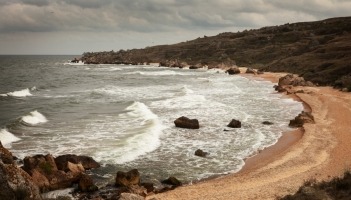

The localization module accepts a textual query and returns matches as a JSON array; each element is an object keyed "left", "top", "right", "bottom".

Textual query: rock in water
[
  {"left": 195, "top": 149, "right": 208, "bottom": 157},
  {"left": 115, "top": 169, "right": 140, "bottom": 187},
  {"left": 245, "top": 68, "right": 257, "bottom": 74},
  {"left": 262, "top": 121, "right": 274, "bottom": 125},
  {"left": 174, "top": 116, "right": 200, "bottom": 129},
  {"left": 227, "top": 119, "right": 242, "bottom": 128},
  {"left": 161, "top": 176, "right": 182, "bottom": 187},
  {"left": 79, "top": 173, "right": 98, "bottom": 192},
  {"left": 54, "top": 154, "right": 100, "bottom": 171},
  {"left": 226, "top": 67, "right": 241, "bottom": 75}
]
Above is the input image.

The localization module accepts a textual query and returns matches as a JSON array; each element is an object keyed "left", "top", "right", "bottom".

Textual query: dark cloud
[{"left": 0, "top": 0, "right": 350, "bottom": 54}]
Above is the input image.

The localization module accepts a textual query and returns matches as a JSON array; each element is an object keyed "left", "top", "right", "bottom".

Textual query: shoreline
[{"left": 149, "top": 70, "right": 351, "bottom": 200}]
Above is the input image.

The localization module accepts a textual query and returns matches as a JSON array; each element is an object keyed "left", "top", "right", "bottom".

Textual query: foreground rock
[
  {"left": 0, "top": 141, "right": 42, "bottom": 200},
  {"left": 245, "top": 68, "right": 257, "bottom": 74},
  {"left": 289, "top": 111, "right": 315, "bottom": 127},
  {"left": 161, "top": 176, "right": 182, "bottom": 187},
  {"left": 227, "top": 119, "right": 242, "bottom": 128},
  {"left": 55, "top": 154, "right": 100, "bottom": 171},
  {"left": 278, "top": 74, "right": 314, "bottom": 87},
  {"left": 0, "top": 141, "right": 14, "bottom": 164},
  {"left": 174, "top": 116, "right": 200, "bottom": 129},
  {"left": 115, "top": 169, "right": 141, "bottom": 187}
]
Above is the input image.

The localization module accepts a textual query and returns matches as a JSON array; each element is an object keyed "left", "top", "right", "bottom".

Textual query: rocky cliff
[{"left": 81, "top": 16, "right": 351, "bottom": 89}]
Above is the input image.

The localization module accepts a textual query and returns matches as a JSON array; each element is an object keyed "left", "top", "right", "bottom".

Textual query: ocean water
[{"left": 0, "top": 55, "right": 303, "bottom": 186}]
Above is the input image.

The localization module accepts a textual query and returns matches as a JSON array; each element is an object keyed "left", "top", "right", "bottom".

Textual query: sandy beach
[{"left": 149, "top": 72, "right": 351, "bottom": 200}]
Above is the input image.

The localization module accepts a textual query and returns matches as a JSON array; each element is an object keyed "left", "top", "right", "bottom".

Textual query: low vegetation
[{"left": 279, "top": 171, "right": 351, "bottom": 200}]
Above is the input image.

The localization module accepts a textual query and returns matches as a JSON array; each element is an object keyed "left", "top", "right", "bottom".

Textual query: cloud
[{"left": 0, "top": 0, "right": 350, "bottom": 54}]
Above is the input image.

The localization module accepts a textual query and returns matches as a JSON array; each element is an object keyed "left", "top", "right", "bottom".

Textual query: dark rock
[
  {"left": 289, "top": 111, "right": 315, "bottom": 127},
  {"left": 161, "top": 176, "right": 182, "bottom": 187},
  {"left": 189, "top": 66, "right": 199, "bottom": 69},
  {"left": 295, "top": 90, "right": 305, "bottom": 94},
  {"left": 0, "top": 141, "right": 14, "bottom": 164},
  {"left": 55, "top": 154, "right": 100, "bottom": 171},
  {"left": 227, "top": 119, "right": 242, "bottom": 128},
  {"left": 79, "top": 173, "right": 98, "bottom": 192},
  {"left": 23, "top": 154, "right": 83, "bottom": 192},
  {"left": 195, "top": 149, "right": 208, "bottom": 157},
  {"left": 140, "top": 182, "right": 154, "bottom": 193},
  {"left": 226, "top": 67, "right": 241, "bottom": 75},
  {"left": 0, "top": 160, "right": 42, "bottom": 200},
  {"left": 174, "top": 116, "right": 200, "bottom": 129},
  {"left": 262, "top": 121, "right": 274, "bottom": 125},
  {"left": 115, "top": 169, "right": 140, "bottom": 187},
  {"left": 274, "top": 85, "right": 287, "bottom": 93}
]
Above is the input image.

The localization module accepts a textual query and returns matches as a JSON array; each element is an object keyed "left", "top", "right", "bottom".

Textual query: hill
[{"left": 81, "top": 16, "right": 351, "bottom": 89}]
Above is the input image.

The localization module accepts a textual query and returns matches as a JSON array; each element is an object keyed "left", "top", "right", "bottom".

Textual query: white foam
[
  {"left": 100, "top": 102, "right": 164, "bottom": 164},
  {"left": 125, "top": 70, "right": 190, "bottom": 76},
  {"left": 180, "top": 85, "right": 194, "bottom": 95},
  {"left": 41, "top": 188, "right": 74, "bottom": 199},
  {"left": 0, "top": 88, "right": 33, "bottom": 97},
  {"left": 0, "top": 129, "right": 21, "bottom": 146},
  {"left": 20, "top": 110, "right": 48, "bottom": 125}
]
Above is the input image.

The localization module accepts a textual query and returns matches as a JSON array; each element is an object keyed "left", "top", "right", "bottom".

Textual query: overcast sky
[{"left": 0, "top": 0, "right": 350, "bottom": 55}]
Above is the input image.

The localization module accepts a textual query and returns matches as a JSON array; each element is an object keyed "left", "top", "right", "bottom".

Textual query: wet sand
[{"left": 148, "top": 72, "right": 351, "bottom": 200}]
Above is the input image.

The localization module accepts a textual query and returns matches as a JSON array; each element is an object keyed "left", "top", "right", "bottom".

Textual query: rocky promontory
[{"left": 80, "top": 16, "right": 351, "bottom": 90}]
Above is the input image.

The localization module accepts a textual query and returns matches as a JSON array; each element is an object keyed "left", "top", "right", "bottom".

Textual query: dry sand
[{"left": 148, "top": 72, "right": 351, "bottom": 200}]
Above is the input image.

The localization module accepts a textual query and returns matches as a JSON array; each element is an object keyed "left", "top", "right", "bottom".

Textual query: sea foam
[
  {"left": 104, "top": 102, "right": 164, "bottom": 164},
  {"left": 20, "top": 110, "right": 48, "bottom": 126},
  {"left": 0, "top": 129, "right": 21, "bottom": 146},
  {"left": 0, "top": 88, "right": 33, "bottom": 97}
]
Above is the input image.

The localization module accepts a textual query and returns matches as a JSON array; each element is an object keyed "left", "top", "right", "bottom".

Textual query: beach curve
[{"left": 148, "top": 72, "right": 351, "bottom": 200}]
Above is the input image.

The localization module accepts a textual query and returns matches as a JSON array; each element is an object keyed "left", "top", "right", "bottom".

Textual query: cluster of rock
[
  {"left": 0, "top": 141, "right": 185, "bottom": 199},
  {"left": 289, "top": 111, "right": 315, "bottom": 127},
  {"left": 278, "top": 74, "right": 314, "bottom": 87}
]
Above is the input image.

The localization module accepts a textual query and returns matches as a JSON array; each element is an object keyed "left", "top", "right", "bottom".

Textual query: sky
[{"left": 0, "top": 0, "right": 350, "bottom": 55}]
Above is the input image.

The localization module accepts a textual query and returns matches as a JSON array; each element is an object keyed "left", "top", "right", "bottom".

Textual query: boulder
[
  {"left": 226, "top": 67, "right": 241, "bottom": 75},
  {"left": 0, "top": 141, "right": 14, "bottom": 164},
  {"left": 140, "top": 182, "right": 154, "bottom": 193},
  {"left": 79, "top": 173, "right": 98, "bottom": 192},
  {"left": 115, "top": 169, "right": 140, "bottom": 187},
  {"left": 227, "top": 119, "right": 242, "bottom": 128},
  {"left": 55, "top": 154, "right": 100, "bottom": 171},
  {"left": 174, "top": 116, "right": 200, "bottom": 129},
  {"left": 23, "top": 154, "right": 83, "bottom": 192},
  {"left": 0, "top": 160, "right": 42, "bottom": 200},
  {"left": 189, "top": 66, "right": 199, "bottom": 69},
  {"left": 262, "top": 121, "right": 274, "bottom": 125},
  {"left": 195, "top": 149, "right": 208, "bottom": 157},
  {"left": 245, "top": 68, "right": 257, "bottom": 74},
  {"left": 161, "top": 176, "right": 182, "bottom": 187},
  {"left": 278, "top": 74, "right": 315, "bottom": 87},
  {"left": 274, "top": 85, "right": 287, "bottom": 93},
  {"left": 289, "top": 111, "right": 315, "bottom": 127}
]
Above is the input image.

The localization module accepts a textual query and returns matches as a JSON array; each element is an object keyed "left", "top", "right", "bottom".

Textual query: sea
[{"left": 0, "top": 55, "right": 303, "bottom": 187}]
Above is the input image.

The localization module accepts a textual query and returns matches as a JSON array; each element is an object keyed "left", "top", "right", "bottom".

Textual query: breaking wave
[
  {"left": 0, "top": 88, "right": 34, "bottom": 97},
  {"left": 20, "top": 110, "right": 48, "bottom": 126},
  {"left": 0, "top": 129, "right": 21, "bottom": 146}
]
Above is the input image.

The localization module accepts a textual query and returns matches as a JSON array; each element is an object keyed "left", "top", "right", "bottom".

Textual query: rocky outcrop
[
  {"left": 174, "top": 116, "right": 200, "bottom": 129},
  {"left": 227, "top": 119, "right": 242, "bottom": 128},
  {"left": 115, "top": 169, "right": 141, "bottom": 187},
  {"left": 21, "top": 154, "right": 99, "bottom": 193},
  {"left": 119, "top": 193, "right": 145, "bottom": 200},
  {"left": 79, "top": 173, "right": 98, "bottom": 192},
  {"left": 278, "top": 74, "right": 314, "bottom": 87},
  {"left": 195, "top": 149, "right": 208, "bottom": 157},
  {"left": 55, "top": 154, "right": 100, "bottom": 171},
  {"left": 289, "top": 111, "right": 315, "bottom": 127},
  {"left": 0, "top": 141, "right": 14, "bottom": 164},
  {"left": 0, "top": 143, "right": 42, "bottom": 200},
  {"left": 226, "top": 67, "right": 241, "bottom": 75},
  {"left": 161, "top": 176, "right": 182, "bottom": 187}
]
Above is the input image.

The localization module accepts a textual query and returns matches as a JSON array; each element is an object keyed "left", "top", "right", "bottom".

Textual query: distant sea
[{"left": 0, "top": 55, "right": 302, "bottom": 186}]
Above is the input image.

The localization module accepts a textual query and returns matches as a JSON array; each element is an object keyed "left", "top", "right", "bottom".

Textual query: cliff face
[{"left": 81, "top": 16, "right": 351, "bottom": 88}]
